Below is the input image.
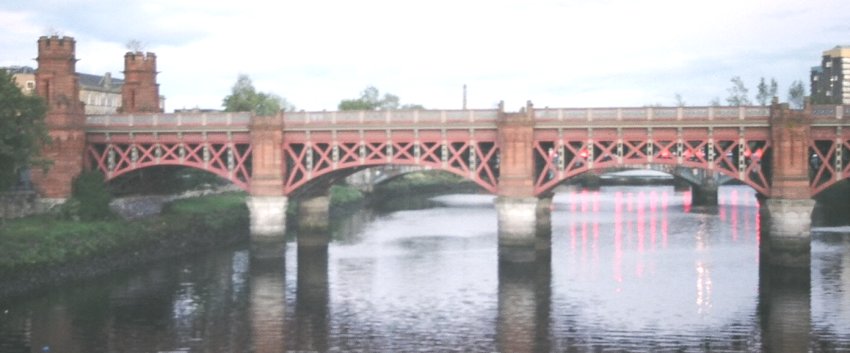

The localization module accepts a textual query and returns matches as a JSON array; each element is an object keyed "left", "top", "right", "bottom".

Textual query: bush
[{"left": 69, "top": 171, "right": 113, "bottom": 221}]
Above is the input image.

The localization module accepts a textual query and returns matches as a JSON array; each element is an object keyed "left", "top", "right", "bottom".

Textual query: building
[
  {"left": 4, "top": 66, "right": 164, "bottom": 114},
  {"left": 810, "top": 46, "right": 850, "bottom": 105},
  {"left": 79, "top": 72, "right": 124, "bottom": 114},
  {"left": 4, "top": 66, "right": 36, "bottom": 95}
]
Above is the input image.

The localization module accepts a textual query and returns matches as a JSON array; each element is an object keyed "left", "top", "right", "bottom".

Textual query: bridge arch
[
  {"left": 85, "top": 141, "right": 252, "bottom": 191},
  {"left": 281, "top": 133, "right": 499, "bottom": 195},
  {"left": 531, "top": 136, "right": 771, "bottom": 196}
]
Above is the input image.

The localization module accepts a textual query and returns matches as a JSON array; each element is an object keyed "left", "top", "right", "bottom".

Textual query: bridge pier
[
  {"left": 495, "top": 197, "right": 540, "bottom": 263},
  {"left": 247, "top": 196, "right": 288, "bottom": 261},
  {"left": 760, "top": 198, "right": 815, "bottom": 268},
  {"left": 297, "top": 195, "right": 331, "bottom": 248},
  {"left": 535, "top": 194, "right": 553, "bottom": 253},
  {"left": 691, "top": 177, "right": 718, "bottom": 207}
]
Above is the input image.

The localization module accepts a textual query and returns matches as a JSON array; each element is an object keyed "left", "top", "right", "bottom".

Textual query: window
[
  {"left": 25, "top": 81, "right": 34, "bottom": 90},
  {"left": 826, "top": 61, "right": 833, "bottom": 68}
]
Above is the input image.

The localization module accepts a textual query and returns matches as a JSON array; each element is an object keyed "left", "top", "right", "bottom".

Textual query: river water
[{"left": 1, "top": 185, "right": 849, "bottom": 352}]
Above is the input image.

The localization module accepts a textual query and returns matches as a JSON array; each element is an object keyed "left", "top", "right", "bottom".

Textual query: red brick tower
[
  {"left": 121, "top": 52, "right": 161, "bottom": 113},
  {"left": 31, "top": 35, "right": 86, "bottom": 199}
]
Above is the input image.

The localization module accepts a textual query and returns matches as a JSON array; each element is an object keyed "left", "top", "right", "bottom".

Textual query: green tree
[
  {"left": 756, "top": 77, "right": 780, "bottom": 106},
  {"left": 0, "top": 69, "right": 49, "bottom": 191},
  {"left": 674, "top": 93, "right": 686, "bottom": 107},
  {"left": 338, "top": 86, "right": 423, "bottom": 111},
  {"left": 222, "top": 74, "right": 294, "bottom": 115},
  {"left": 725, "top": 76, "right": 752, "bottom": 106},
  {"left": 788, "top": 80, "right": 805, "bottom": 109}
]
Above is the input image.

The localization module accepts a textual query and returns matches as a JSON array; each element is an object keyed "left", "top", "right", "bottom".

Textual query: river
[{"left": 1, "top": 185, "right": 849, "bottom": 352}]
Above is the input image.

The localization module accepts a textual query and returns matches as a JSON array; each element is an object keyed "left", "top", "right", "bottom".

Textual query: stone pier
[
  {"left": 535, "top": 194, "right": 553, "bottom": 253},
  {"left": 247, "top": 196, "right": 288, "bottom": 261},
  {"left": 760, "top": 198, "right": 816, "bottom": 268},
  {"left": 297, "top": 195, "right": 331, "bottom": 248},
  {"left": 691, "top": 177, "right": 718, "bottom": 207},
  {"left": 495, "top": 197, "right": 539, "bottom": 263}
]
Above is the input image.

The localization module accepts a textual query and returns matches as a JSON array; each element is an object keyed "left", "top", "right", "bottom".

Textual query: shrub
[{"left": 69, "top": 171, "right": 113, "bottom": 221}]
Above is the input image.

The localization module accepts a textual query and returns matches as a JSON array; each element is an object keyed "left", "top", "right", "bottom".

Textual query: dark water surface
[{"left": 2, "top": 185, "right": 849, "bottom": 352}]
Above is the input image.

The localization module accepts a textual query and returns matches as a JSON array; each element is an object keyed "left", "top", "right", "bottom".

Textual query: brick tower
[
  {"left": 30, "top": 35, "right": 86, "bottom": 199},
  {"left": 121, "top": 52, "right": 161, "bottom": 113}
]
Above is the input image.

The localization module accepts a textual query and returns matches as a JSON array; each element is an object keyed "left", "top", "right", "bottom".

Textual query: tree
[
  {"left": 338, "top": 86, "right": 422, "bottom": 111},
  {"left": 788, "top": 80, "right": 805, "bottom": 109},
  {"left": 0, "top": 69, "right": 49, "bottom": 191},
  {"left": 222, "top": 74, "right": 294, "bottom": 115},
  {"left": 725, "top": 76, "right": 752, "bottom": 106},
  {"left": 756, "top": 77, "right": 780, "bottom": 106},
  {"left": 674, "top": 93, "right": 686, "bottom": 107},
  {"left": 756, "top": 78, "right": 769, "bottom": 106}
]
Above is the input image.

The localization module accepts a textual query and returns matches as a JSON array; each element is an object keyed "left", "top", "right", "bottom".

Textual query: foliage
[
  {"left": 0, "top": 192, "right": 248, "bottom": 276},
  {"left": 65, "top": 171, "right": 113, "bottom": 221},
  {"left": 725, "top": 76, "right": 752, "bottom": 106},
  {"left": 788, "top": 80, "right": 806, "bottom": 109},
  {"left": 674, "top": 93, "right": 686, "bottom": 107},
  {"left": 338, "top": 86, "right": 423, "bottom": 111},
  {"left": 755, "top": 77, "right": 779, "bottom": 106},
  {"left": 329, "top": 184, "right": 364, "bottom": 205},
  {"left": 0, "top": 69, "right": 49, "bottom": 191},
  {"left": 222, "top": 74, "right": 294, "bottom": 115}
]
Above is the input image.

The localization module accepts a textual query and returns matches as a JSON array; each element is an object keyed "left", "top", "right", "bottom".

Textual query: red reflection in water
[
  {"left": 730, "top": 189, "right": 739, "bottom": 242},
  {"left": 614, "top": 192, "right": 624, "bottom": 285},
  {"left": 562, "top": 186, "right": 760, "bottom": 293},
  {"left": 637, "top": 192, "right": 645, "bottom": 254}
]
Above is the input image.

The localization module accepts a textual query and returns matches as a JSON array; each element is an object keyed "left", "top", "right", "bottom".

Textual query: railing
[
  {"left": 534, "top": 106, "right": 771, "bottom": 123},
  {"left": 811, "top": 105, "right": 850, "bottom": 121},
  {"left": 85, "top": 112, "right": 252, "bottom": 129},
  {"left": 283, "top": 109, "right": 500, "bottom": 127}
]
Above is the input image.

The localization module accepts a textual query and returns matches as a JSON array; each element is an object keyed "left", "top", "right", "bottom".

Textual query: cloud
[{"left": 3, "top": 0, "right": 850, "bottom": 111}]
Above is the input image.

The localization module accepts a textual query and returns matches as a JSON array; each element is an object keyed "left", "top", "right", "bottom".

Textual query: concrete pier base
[
  {"left": 247, "top": 196, "right": 288, "bottom": 261},
  {"left": 691, "top": 178, "right": 718, "bottom": 206},
  {"left": 761, "top": 198, "right": 815, "bottom": 268},
  {"left": 535, "top": 195, "right": 553, "bottom": 253},
  {"left": 297, "top": 195, "right": 330, "bottom": 247},
  {"left": 673, "top": 177, "right": 691, "bottom": 192},
  {"left": 496, "top": 196, "right": 539, "bottom": 263}
]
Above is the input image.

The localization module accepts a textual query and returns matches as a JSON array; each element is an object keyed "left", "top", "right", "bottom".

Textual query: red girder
[
  {"left": 86, "top": 141, "right": 252, "bottom": 191},
  {"left": 282, "top": 132, "right": 499, "bottom": 194},
  {"left": 809, "top": 136, "right": 850, "bottom": 196},
  {"left": 532, "top": 130, "right": 771, "bottom": 195}
]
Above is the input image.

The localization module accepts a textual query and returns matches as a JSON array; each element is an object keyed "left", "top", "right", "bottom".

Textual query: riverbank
[{"left": 0, "top": 192, "right": 249, "bottom": 299}]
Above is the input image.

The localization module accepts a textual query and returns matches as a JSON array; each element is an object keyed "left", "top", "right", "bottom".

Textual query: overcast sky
[{"left": 1, "top": 0, "right": 848, "bottom": 112}]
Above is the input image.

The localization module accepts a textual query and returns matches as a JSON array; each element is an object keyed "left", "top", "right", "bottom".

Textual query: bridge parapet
[
  {"left": 85, "top": 112, "right": 252, "bottom": 131},
  {"left": 811, "top": 105, "right": 850, "bottom": 123},
  {"left": 534, "top": 106, "right": 770, "bottom": 125},
  {"left": 283, "top": 109, "right": 499, "bottom": 129}
]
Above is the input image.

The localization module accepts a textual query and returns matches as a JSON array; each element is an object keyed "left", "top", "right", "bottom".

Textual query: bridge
[{"left": 27, "top": 36, "right": 850, "bottom": 268}]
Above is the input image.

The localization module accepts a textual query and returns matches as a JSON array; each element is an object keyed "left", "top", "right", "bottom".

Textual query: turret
[
  {"left": 35, "top": 35, "right": 84, "bottom": 126},
  {"left": 121, "top": 51, "right": 161, "bottom": 113}
]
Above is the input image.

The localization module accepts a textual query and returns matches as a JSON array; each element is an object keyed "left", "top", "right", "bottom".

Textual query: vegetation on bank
[
  {"left": 373, "top": 171, "right": 476, "bottom": 195},
  {"left": 0, "top": 192, "right": 248, "bottom": 278}
]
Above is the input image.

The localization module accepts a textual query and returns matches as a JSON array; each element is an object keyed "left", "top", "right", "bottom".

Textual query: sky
[{"left": 1, "top": 0, "right": 849, "bottom": 112}]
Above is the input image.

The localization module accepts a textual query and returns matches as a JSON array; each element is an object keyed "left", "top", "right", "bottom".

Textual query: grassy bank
[{"left": 0, "top": 193, "right": 248, "bottom": 287}]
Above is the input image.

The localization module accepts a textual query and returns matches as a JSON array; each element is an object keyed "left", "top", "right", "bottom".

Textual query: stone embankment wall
[{"left": 0, "top": 191, "right": 57, "bottom": 219}]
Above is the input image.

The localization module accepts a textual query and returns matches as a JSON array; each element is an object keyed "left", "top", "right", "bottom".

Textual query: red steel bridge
[{"left": 81, "top": 104, "right": 850, "bottom": 198}]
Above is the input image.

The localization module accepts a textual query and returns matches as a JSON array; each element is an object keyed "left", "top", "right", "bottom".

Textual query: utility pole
[{"left": 463, "top": 84, "right": 467, "bottom": 110}]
